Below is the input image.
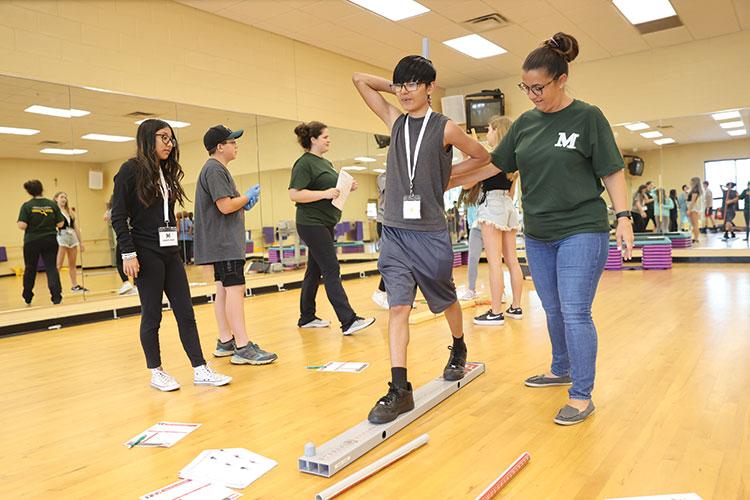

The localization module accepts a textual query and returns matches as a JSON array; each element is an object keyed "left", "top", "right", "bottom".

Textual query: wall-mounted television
[
  {"left": 623, "top": 155, "right": 644, "bottom": 176},
  {"left": 465, "top": 89, "right": 504, "bottom": 134}
]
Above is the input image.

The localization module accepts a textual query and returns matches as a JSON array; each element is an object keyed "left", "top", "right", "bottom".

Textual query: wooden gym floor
[{"left": 0, "top": 262, "right": 748, "bottom": 499}]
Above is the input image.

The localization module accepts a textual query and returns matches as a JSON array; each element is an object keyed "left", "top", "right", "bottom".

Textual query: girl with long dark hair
[{"left": 111, "top": 119, "right": 231, "bottom": 391}]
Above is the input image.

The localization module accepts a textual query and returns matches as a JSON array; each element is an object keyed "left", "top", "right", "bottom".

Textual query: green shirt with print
[
  {"left": 18, "top": 197, "right": 64, "bottom": 243},
  {"left": 288, "top": 152, "right": 342, "bottom": 227},
  {"left": 490, "top": 99, "right": 624, "bottom": 241}
]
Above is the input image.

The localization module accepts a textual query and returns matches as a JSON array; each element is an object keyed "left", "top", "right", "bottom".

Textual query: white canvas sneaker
[
  {"left": 150, "top": 368, "right": 180, "bottom": 391},
  {"left": 371, "top": 290, "right": 389, "bottom": 309},
  {"left": 193, "top": 363, "right": 232, "bottom": 386},
  {"left": 118, "top": 281, "right": 134, "bottom": 295}
]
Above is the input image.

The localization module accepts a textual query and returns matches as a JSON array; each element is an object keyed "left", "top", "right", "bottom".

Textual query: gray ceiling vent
[
  {"left": 656, "top": 124, "right": 674, "bottom": 129},
  {"left": 39, "top": 140, "right": 63, "bottom": 145},
  {"left": 462, "top": 13, "right": 510, "bottom": 33},
  {"left": 125, "top": 111, "right": 156, "bottom": 118}
]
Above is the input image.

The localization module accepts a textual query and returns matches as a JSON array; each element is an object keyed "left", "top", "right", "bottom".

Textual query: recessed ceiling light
[
  {"left": 0, "top": 126, "right": 40, "bottom": 135},
  {"left": 653, "top": 138, "right": 675, "bottom": 145},
  {"left": 25, "top": 105, "right": 90, "bottom": 118},
  {"left": 640, "top": 131, "right": 663, "bottom": 138},
  {"left": 443, "top": 34, "right": 507, "bottom": 59},
  {"left": 711, "top": 110, "right": 741, "bottom": 121},
  {"left": 40, "top": 148, "right": 88, "bottom": 155},
  {"left": 134, "top": 118, "right": 191, "bottom": 128},
  {"left": 342, "top": 166, "right": 367, "bottom": 171},
  {"left": 727, "top": 129, "right": 747, "bottom": 136},
  {"left": 81, "top": 133, "right": 134, "bottom": 142},
  {"left": 348, "top": 0, "right": 428, "bottom": 21},
  {"left": 624, "top": 122, "right": 649, "bottom": 131},
  {"left": 373, "top": 168, "right": 386, "bottom": 173},
  {"left": 613, "top": 0, "right": 677, "bottom": 25},
  {"left": 354, "top": 157, "right": 376, "bottom": 162},
  {"left": 719, "top": 120, "right": 744, "bottom": 129}
]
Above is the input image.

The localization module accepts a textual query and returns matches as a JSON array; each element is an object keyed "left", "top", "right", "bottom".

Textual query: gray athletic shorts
[{"left": 378, "top": 225, "right": 457, "bottom": 314}]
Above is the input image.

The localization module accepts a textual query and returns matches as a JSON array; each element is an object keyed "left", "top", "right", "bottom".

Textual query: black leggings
[
  {"left": 134, "top": 246, "right": 205, "bottom": 369},
  {"left": 22, "top": 234, "right": 62, "bottom": 304},
  {"left": 296, "top": 223, "right": 357, "bottom": 329}
]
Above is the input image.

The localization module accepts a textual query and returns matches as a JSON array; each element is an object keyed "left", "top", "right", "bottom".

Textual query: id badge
[
  {"left": 403, "top": 194, "right": 421, "bottom": 219},
  {"left": 158, "top": 226, "right": 178, "bottom": 247}
]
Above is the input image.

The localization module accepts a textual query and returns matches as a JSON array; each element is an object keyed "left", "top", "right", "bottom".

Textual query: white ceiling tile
[
  {"left": 336, "top": 12, "right": 423, "bottom": 50},
  {"left": 558, "top": 2, "right": 649, "bottom": 56},
  {"left": 642, "top": 25, "right": 695, "bottom": 48},
  {"left": 481, "top": 25, "right": 542, "bottom": 57},
  {"left": 253, "top": 9, "right": 327, "bottom": 36},
  {"left": 398, "top": 11, "right": 473, "bottom": 41},
  {"left": 480, "top": 0, "right": 551, "bottom": 24},
  {"left": 175, "top": 0, "right": 245, "bottom": 13},
  {"left": 299, "top": 0, "right": 372, "bottom": 21},
  {"left": 519, "top": 15, "right": 611, "bottom": 63},
  {"left": 214, "top": 0, "right": 297, "bottom": 25},
  {"left": 672, "top": 0, "right": 741, "bottom": 39},
  {"left": 734, "top": 0, "right": 750, "bottom": 30},
  {"left": 419, "top": 0, "right": 499, "bottom": 21}
]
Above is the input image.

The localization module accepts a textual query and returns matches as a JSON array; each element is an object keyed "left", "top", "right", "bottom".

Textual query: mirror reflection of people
[
  {"left": 371, "top": 170, "right": 389, "bottom": 309},
  {"left": 668, "top": 189, "right": 679, "bottom": 232},
  {"left": 17, "top": 179, "right": 64, "bottom": 306},
  {"left": 104, "top": 196, "right": 136, "bottom": 295},
  {"left": 678, "top": 185, "right": 690, "bottom": 231},
  {"left": 176, "top": 211, "right": 193, "bottom": 264},
  {"left": 288, "top": 121, "right": 375, "bottom": 336},
  {"left": 111, "top": 118, "right": 231, "bottom": 392},
  {"left": 720, "top": 182, "right": 739, "bottom": 240},
  {"left": 53, "top": 191, "right": 88, "bottom": 292},
  {"left": 687, "top": 177, "right": 703, "bottom": 243},
  {"left": 740, "top": 181, "right": 750, "bottom": 241},
  {"left": 702, "top": 181, "right": 716, "bottom": 232}
]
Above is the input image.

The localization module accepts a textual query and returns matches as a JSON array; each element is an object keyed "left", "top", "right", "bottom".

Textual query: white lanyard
[
  {"left": 404, "top": 107, "right": 432, "bottom": 195},
  {"left": 157, "top": 166, "right": 170, "bottom": 226}
]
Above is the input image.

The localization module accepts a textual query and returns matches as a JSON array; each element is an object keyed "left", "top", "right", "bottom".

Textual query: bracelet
[
  {"left": 122, "top": 252, "right": 137, "bottom": 260},
  {"left": 615, "top": 211, "right": 632, "bottom": 220}
]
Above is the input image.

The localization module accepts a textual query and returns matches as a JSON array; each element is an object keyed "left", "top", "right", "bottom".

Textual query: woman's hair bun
[
  {"left": 545, "top": 32, "right": 579, "bottom": 63},
  {"left": 294, "top": 123, "right": 309, "bottom": 139}
]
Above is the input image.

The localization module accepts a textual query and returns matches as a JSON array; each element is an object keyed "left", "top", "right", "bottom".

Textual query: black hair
[
  {"left": 682, "top": 184, "right": 688, "bottom": 190},
  {"left": 294, "top": 121, "right": 327, "bottom": 150},
  {"left": 522, "top": 32, "right": 579, "bottom": 80},
  {"left": 669, "top": 189, "right": 678, "bottom": 201},
  {"left": 392, "top": 55, "right": 436, "bottom": 85},
  {"left": 637, "top": 184, "right": 647, "bottom": 194},
  {"left": 132, "top": 119, "right": 186, "bottom": 207},
  {"left": 24, "top": 179, "right": 43, "bottom": 197}
]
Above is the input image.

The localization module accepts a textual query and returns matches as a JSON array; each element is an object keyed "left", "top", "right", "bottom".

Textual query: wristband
[
  {"left": 615, "top": 211, "right": 632, "bottom": 220},
  {"left": 122, "top": 252, "right": 138, "bottom": 260}
]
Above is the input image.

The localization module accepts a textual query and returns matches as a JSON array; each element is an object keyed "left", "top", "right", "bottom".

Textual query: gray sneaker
[
  {"left": 342, "top": 317, "right": 375, "bottom": 336},
  {"left": 213, "top": 338, "right": 236, "bottom": 357},
  {"left": 231, "top": 343, "right": 278, "bottom": 365},
  {"left": 524, "top": 373, "right": 573, "bottom": 387},
  {"left": 553, "top": 400, "right": 595, "bottom": 425}
]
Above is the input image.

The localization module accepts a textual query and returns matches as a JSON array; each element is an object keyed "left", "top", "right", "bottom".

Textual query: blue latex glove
[
  {"left": 244, "top": 195, "right": 259, "bottom": 211},
  {"left": 245, "top": 184, "right": 260, "bottom": 199}
]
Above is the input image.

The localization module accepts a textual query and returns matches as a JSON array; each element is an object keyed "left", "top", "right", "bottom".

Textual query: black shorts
[
  {"left": 705, "top": 207, "right": 713, "bottom": 216},
  {"left": 213, "top": 260, "right": 246, "bottom": 287}
]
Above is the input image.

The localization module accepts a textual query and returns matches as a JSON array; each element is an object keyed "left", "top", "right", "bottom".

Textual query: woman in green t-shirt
[
  {"left": 451, "top": 32, "right": 634, "bottom": 426},
  {"left": 17, "top": 179, "right": 65, "bottom": 305},
  {"left": 288, "top": 121, "right": 375, "bottom": 336}
]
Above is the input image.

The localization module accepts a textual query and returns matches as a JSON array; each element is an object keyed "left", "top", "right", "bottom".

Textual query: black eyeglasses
[
  {"left": 155, "top": 133, "right": 177, "bottom": 146},
  {"left": 518, "top": 79, "right": 555, "bottom": 97},
  {"left": 389, "top": 81, "right": 423, "bottom": 93},
  {"left": 222, "top": 140, "right": 237, "bottom": 146}
]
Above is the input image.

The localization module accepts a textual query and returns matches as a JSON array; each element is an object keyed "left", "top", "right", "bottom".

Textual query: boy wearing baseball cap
[{"left": 194, "top": 125, "right": 277, "bottom": 365}]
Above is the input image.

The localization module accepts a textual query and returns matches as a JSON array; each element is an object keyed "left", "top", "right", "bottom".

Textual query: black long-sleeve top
[{"left": 111, "top": 158, "right": 178, "bottom": 255}]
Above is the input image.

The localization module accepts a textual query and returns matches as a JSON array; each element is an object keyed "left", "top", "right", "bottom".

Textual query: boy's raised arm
[{"left": 352, "top": 72, "right": 403, "bottom": 132}]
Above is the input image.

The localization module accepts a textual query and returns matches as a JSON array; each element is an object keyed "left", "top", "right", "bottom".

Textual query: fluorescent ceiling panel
[
  {"left": 613, "top": 0, "right": 677, "bottom": 25},
  {"left": 354, "top": 157, "right": 376, "bottom": 162},
  {"left": 653, "top": 138, "right": 675, "bottom": 145},
  {"left": 727, "top": 129, "right": 747, "bottom": 136},
  {"left": 82, "top": 133, "right": 134, "bottom": 142},
  {"left": 640, "top": 131, "right": 663, "bottom": 138},
  {"left": 624, "top": 122, "right": 649, "bottom": 131},
  {"left": 719, "top": 121, "right": 744, "bottom": 129},
  {"left": 134, "top": 118, "right": 191, "bottom": 128},
  {"left": 0, "top": 126, "right": 40, "bottom": 135},
  {"left": 711, "top": 110, "right": 741, "bottom": 121},
  {"left": 25, "top": 105, "right": 90, "bottom": 118},
  {"left": 373, "top": 168, "right": 386, "bottom": 173},
  {"left": 348, "top": 0, "right": 428, "bottom": 21},
  {"left": 443, "top": 34, "right": 507, "bottom": 59},
  {"left": 40, "top": 148, "right": 88, "bottom": 155},
  {"left": 342, "top": 166, "right": 367, "bottom": 171}
]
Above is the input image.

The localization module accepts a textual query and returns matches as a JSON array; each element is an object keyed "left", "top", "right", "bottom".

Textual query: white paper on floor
[
  {"left": 140, "top": 478, "right": 241, "bottom": 500},
  {"left": 179, "top": 448, "right": 277, "bottom": 490}
]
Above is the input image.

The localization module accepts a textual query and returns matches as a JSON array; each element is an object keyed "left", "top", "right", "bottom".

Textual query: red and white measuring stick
[{"left": 473, "top": 452, "right": 531, "bottom": 500}]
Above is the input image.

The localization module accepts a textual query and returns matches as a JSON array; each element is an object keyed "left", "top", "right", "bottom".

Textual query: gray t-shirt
[
  {"left": 382, "top": 111, "right": 452, "bottom": 231},
  {"left": 376, "top": 171, "right": 386, "bottom": 223},
  {"left": 193, "top": 158, "right": 245, "bottom": 264}
]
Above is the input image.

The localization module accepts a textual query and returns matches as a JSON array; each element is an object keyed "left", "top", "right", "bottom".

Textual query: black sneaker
[
  {"left": 505, "top": 306, "right": 523, "bottom": 319},
  {"left": 473, "top": 309, "right": 504, "bottom": 325},
  {"left": 443, "top": 345, "right": 466, "bottom": 381},
  {"left": 70, "top": 285, "right": 89, "bottom": 292},
  {"left": 367, "top": 382, "right": 414, "bottom": 424},
  {"left": 731, "top": 232, "right": 736, "bottom": 238}
]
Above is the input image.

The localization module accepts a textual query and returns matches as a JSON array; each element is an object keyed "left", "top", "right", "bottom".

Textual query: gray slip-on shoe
[
  {"left": 553, "top": 400, "right": 595, "bottom": 425},
  {"left": 524, "top": 373, "right": 573, "bottom": 387}
]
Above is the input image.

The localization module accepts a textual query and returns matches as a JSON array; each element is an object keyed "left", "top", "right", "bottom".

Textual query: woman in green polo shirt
[
  {"left": 288, "top": 121, "right": 375, "bottom": 336},
  {"left": 17, "top": 179, "right": 65, "bottom": 305},
  {"left": 452, "top": 32, "right": 634, "bottom": 425}
]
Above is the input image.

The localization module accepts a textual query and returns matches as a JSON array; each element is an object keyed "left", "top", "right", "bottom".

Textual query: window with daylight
[{"left": 704, "top": 158, "right": 750, "bottom": 210}]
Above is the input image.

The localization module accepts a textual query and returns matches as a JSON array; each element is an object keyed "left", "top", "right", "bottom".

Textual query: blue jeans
[{"left": 524, "top": 232, "right": 609, "bottom": 400}]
